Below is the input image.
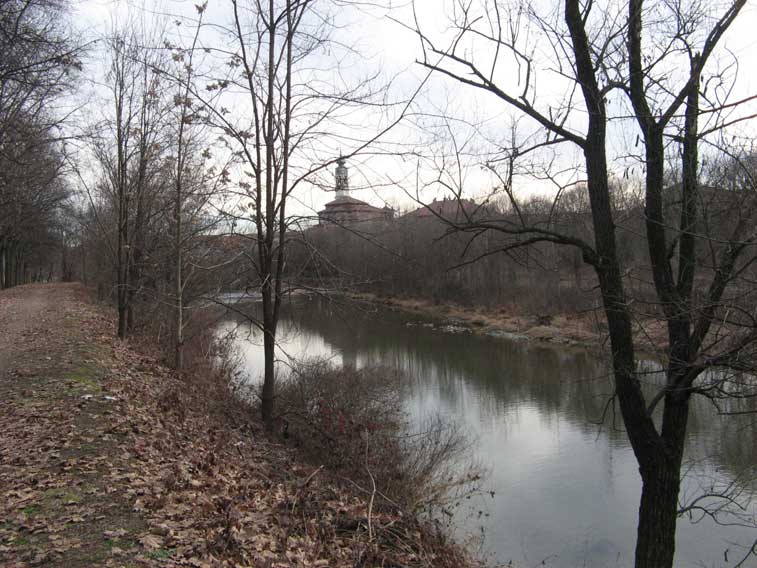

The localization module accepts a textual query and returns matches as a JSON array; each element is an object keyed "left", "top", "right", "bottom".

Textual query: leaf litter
[{"left": 0, "top": 284, "right": 481, "bottom": 568}]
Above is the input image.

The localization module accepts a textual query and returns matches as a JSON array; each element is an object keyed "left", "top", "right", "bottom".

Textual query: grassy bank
[
  {"left": 0, "top": 284, "right": 481, "bottom": 568},
  {"left": 347, "top": 291, "right": 668, "bottom": 353}
]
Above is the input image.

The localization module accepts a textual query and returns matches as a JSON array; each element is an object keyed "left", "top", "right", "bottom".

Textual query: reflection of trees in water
[
  {"left": 637, "top": 359, "right": 757, "bottom": 487},
  {"left": 286, "top": 299, "right": 624, "bottom": 439},
  {"left": 226, "top": 298, "right": 757, "bottom": 488}
]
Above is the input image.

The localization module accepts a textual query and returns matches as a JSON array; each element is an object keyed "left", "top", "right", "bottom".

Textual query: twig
[
  {"left": 364, "top": 429, "right": 376, "bottom": 542},
  {"left": 290, "top": 464, "right": 324, "bottom": 514},
  {"left": 735, "top": 537, "right": 757, "bottom": 567},
  {"left": 302, "top": 464, "right": 325, "bottom": 489}
]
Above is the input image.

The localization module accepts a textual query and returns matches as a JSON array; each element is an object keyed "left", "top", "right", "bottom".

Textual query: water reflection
[{"left": 218, "top": 298, "right": 757, "bottom": 567}]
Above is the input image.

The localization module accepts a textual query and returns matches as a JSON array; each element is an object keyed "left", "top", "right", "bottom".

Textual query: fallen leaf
[{"left": 139, "top": 533, "right": 163, "bottom": 550}]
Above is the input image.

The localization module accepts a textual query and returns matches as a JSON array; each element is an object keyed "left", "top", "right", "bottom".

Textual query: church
[{"left": 317, "top": 158, "right": 394, "bottom": 226}]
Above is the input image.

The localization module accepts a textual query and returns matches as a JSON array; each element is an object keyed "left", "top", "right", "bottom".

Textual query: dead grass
[{"left": 349, "top": 291, "right": 668, "bottom": 352}]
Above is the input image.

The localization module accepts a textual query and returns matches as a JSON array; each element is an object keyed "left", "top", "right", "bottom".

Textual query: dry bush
[
  {"left": 277, "top": 360, "right": 487, "bottom": 517},
  {"left": 120, "top": 305, "right": 485, "bottom": 567},
  {"left": 153, "top": 307, "right": 257, "bottom": 430},
  {"left": 277, "top": 361, "right": 403, "bottom": 466},
  {"left": 397, "top": 414, "right": 484, "bottom": 514}
]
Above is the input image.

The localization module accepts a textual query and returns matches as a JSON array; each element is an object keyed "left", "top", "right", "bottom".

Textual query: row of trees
[
  {"left": 0, "top": 1, "right": 82, "bottom": 287},
  {"left": 74, "top": 17, "right": 224, "bottom": 372},
  {"left": 70, "top": 1, "right": 407, "bottom": 423},
  {"left": 299, "top": 188, "right": 607, "bottom": 311},
  {"left": 50, "top": 4, "right": 391, "bottom": 451}
]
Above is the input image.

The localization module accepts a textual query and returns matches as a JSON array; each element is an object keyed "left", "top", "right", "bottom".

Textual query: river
[{"left": 217, "top": 297, "right": 757, "bottom": 567}]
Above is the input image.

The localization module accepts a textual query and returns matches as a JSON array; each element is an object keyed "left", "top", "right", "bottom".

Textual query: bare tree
[
  {"left": 162, "top": 6, "right": 209, "bottom": 370},
  {"left": 167, "top": 0, "right": 411, "bottom": 425},
  {"left": 70, "top": 8, "right": 232, "bottom": 361},
  {"left": 86, "top": 22, "right": 172, "bottom": 338},
  {"left": 409, "top": 0, "right": 755, "bottom": 566}
]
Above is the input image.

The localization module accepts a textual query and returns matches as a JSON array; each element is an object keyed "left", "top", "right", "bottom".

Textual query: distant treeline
[{"left": 288, "top": 176, "right": 757, "bottom": 316}]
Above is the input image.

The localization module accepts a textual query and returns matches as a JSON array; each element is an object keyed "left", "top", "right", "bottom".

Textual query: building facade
[{"left": 317, "top": 158, "right": 394, "bottom": 225}]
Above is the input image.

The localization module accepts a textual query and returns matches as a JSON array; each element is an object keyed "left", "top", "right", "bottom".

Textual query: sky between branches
[{"left": 70, "top": 0, "right": 757, "bottom": 217}]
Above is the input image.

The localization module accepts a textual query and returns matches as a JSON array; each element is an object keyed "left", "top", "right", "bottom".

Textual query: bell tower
[{"left": 335, "top": 156, "right": 349, "bottom": 198}]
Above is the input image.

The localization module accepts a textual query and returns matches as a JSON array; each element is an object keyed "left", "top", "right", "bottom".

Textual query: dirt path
[
  {"left": 0, "top": 284, "right": 151, "bottom": 568},
  {"left": 0, "top": 285, "right": 52, "bottom": 379}
]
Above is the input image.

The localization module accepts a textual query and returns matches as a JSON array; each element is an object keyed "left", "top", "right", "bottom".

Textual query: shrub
[
  {"left": 155, "top": 307, "right": 256, "bottom": 429},
  {"left": 276, "top": 360, "right": 486, "bottom": 515}
]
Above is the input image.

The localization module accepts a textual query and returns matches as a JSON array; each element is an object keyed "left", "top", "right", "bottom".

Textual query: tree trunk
[
  {"left": 61, "top": 237, "right": 70, "bottom": 282},
  {"left": 174, "top": 319, "right": 183, "bottom": 370},
  {"left": 261, "top": 325, "right": 275, "bottom": 425},
  {"left": 81, "top": 246, "right": 86, "bottom": 285},
  {"left": 635, "top": 461, "right": 681, "bottom": 568},
  {"left": 117, "top": 304, "right": 128, "bottom": 338},
  {"left": 15, "top": 250, "right": 23, "bottom": 286},
  {"left": 174, "top": 248, "right": 183, "bottom": 371},
  {"left": 5, "top": 241, "right": 14, "bottom": 288},
  {"left": 127, "top": 303, "right": 135, "bottom": 332},
  {"left": 0, "top": 238, "right": 5, "bottom": 289},
  {"left": 174, "top": 175, "right": 183, "bottom": 371},
  {"left": 5, "top": 243, "right": 11, "bottom": 288},
  {"left": 634, "top": 390, "right": 688, "bottom": 568}
]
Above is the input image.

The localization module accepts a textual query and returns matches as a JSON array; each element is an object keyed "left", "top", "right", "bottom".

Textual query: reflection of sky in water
[
  {"left": 219, "top": 300, "right": 757, "bottom": 567},
  {"left": 216, "top": 319, "right": 343, "bottom": 373}
]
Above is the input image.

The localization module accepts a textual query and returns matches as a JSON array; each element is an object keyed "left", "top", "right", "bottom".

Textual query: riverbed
[{"left": 217, "top": 297, "right": 757, "bottom": 567}]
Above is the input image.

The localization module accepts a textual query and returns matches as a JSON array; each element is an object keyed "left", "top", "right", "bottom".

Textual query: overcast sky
[{"left": 70, "top": 0, "right": 757, "bottom": 217}]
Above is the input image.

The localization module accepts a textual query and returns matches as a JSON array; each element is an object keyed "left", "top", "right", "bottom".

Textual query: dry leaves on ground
[{"left": 0, "top": 284, "right": 478, "bottom": 568}]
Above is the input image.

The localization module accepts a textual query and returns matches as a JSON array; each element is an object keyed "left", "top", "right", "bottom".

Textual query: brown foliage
[
  {"left": 0, "top": 284, "right": 482, "bottom": 568},
  {"left": 277, "top": 361, "right": 487, "bottom": 517}
]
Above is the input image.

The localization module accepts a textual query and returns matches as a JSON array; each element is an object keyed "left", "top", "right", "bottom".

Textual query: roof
[
  {"left": 322, "top": 196, "right": 371, "bottom": 207},
  {"left": 319, "top": 196, "right": 390, "bottom": 215},
  {"left": 402, "top": 198, "right": 482, "bottom": 219}
]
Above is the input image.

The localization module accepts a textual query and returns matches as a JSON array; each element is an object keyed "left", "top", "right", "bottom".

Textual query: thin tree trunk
[
  {"left": 13, "top": 243, "right": 19, "bottom": 287},
  {"left": 259, "top": 0, "right": 278, "bottom": 427},
  {"left": 0, "top": 238, "right": 5, "bottom": 289},
  {"left": 127, "top": 303, "right": 134, "bottom": 332},
  {"left": 18, "top": 253, "right": 24, "bottom": 286},
  {"left": 116, "top": 180, "right": 126, "bottom": 338},
  {"left": 5, "top": 240, "right": 12, "bottom": 288},
  {"left": 117, "top": 303, "right": 128, "bottom": 338},
  {"left": 174, "top": 197, "right": 183, "bottom": 370},
  {"left": 261, "top": 318, "right": 275, "bottom": 424},
  {"left": 81, "top": 246, "right": 86, "bottom": 285},
  {"left": 5, "top": 242, "right": 11, "bottom": 288}
]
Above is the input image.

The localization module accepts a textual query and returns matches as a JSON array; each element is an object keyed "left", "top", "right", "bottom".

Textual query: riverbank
[
  {"left": 347, "top": 292, "right": 667, "bottom": 352},
  {"left": 0, "top": 284, "right": 480, "bottom": 568}
]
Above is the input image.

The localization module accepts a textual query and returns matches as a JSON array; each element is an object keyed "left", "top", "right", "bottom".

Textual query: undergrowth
[{"left": 141, "top": 308, "right": 486, "bottom": 567}]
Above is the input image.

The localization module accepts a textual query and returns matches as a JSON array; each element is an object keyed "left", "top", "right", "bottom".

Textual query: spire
[{"left": 335, "top": 156, "right": 349, "bottom": 198}]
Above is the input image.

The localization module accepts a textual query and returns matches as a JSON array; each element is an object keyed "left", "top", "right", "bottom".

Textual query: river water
[{"left": 218, "top": 297, "right": 757, "bottom": 567}]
